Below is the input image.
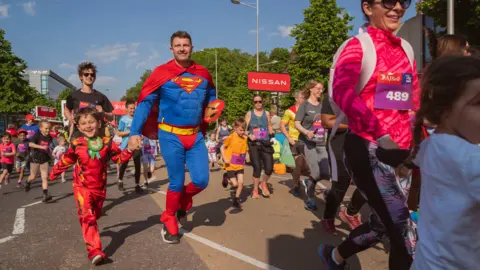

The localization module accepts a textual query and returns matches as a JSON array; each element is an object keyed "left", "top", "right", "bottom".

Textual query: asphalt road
[{"left": 0, "top": 159, "right": 389, "bottom": 270}]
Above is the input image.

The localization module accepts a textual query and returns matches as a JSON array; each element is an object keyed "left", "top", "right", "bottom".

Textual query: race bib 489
[{"left": 374, "top": 72, "right": 413, "bottom": 110}]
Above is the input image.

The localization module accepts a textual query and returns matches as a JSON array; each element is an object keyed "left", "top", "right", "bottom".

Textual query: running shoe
[
  {"left": 61, "top": 179, "right": 67, "bottom": 183},
  {"left": 289, "top": 186, "right": 301, "bottom": 197},
  {"left": 222, "top": 173, "right": 229, "bottom": 188},
  {"left": 143, "top": 181, "right": 149, "bottom": 188},
  {"left": 301, "top": 178, "right": 312, "bottom": 196},
  {"left": 176, "top": 209, "right": 188, "bottom": 225},
  {"left": 4, "top": 178, "right": 9, "bottom": 185},
  {"left": 25, "top": 182, "right": 31, "bottom": 192},
  {"left": 42, "top": 193, "right": 53, "bottom": 203},
  {"left": 304, "top": 199, "right": 317, "bottom": 211},
  {"left": 339, "top": 208, "right": 362, "bottom": 230},
  {"left": 232, "top": 197, "right": 241, "bottom": 208},
  {"left": 135, "top": 185, "right": 143, "bottom": 194},
  {"left": 161, "top": 225, "right": 180, "bottom": 244},
  {"left": 16, "top": 181, "right": 22, "bottom": 188},
  {"left": 259, "top": 182, "right": 270, "bottom": 198},
  {"left": 318, "top": 244, "right": 346, "bottom": 270},
  {"left": 91, "top": 254, "right": 104, "bottom": 265},
  {"left": 321, "top": 219, "right": 338, "bottom": 235},
  {"left": 117, "top": 181, "right": 125, "bottom": 191}
]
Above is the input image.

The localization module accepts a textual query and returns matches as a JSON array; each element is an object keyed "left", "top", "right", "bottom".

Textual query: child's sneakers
[
  {"left": 222, "top": 173, "right": 229, "bottom": 188},
  {"left": 91, "top": 254, "right": 104, "bottom": 265},
  {"left": 42, "top": 193, "right": 52, "bottom": 203},
  {"left": 232, "top": 197, "right": 241, "bottom": 208},
  {"left": 117, "top": 181, "right": 125, "bottom": 191}
]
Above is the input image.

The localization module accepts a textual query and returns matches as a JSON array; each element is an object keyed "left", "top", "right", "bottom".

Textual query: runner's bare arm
[
  {"left": 266, "top": 111, "right": 274, "bottom": 135},
  {"left": 321, "top": 114, "right": 348, "bottom": 130}
]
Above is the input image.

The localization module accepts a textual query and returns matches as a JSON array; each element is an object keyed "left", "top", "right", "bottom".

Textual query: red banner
[
  {"left": 35, "top": 106, "right": 57, "bottom": 119},
  {"left": 112, "top": 102, "right": 126, "bottom": 115},
  {"left": 247, "top": 72, "right": 291, "bottom": 92}
]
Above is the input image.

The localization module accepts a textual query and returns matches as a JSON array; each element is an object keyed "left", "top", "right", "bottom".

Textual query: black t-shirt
[
  {"left": 30, "top": 132, "right": 52, "bottom": 163},
  {"left": 66, "top": 89, "right": 114, "bottom": 138},
  {"left": 16, "top": 142, "right": 29, "bottom": 161},
  {"left": 66, "top": 89, "right": 114, "bottom": 114}
]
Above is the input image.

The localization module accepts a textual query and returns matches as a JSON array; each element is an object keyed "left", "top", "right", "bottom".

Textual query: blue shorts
[{"left": 141, "top": 154, "right": 156, "bottom": 165}]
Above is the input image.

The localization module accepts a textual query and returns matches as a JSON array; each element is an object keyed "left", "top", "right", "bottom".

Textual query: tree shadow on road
[
  {"left": 267, "top": 220, "right": 363, "bottom": 270},
  {"left": 102, "top": 178, "right": 169, "bottom": 215},
  {"left": 100, "top": 214, "right": 161, "bottom": 257}
]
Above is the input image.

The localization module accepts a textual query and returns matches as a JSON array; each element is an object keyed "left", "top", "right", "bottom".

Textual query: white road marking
[
  {"left": 0, "top": 236, "right": 15, "bottom": 244},
  {"left": 12, "top": 208, "right": 25, "bottom": 235},
  {"left": 150, "top": 188, "right": 283, "bottom": 270},
  {"left": 180, "top": 229, "right": 283, "bottom": 270},
  {"left": 22, "top": 201, "right": 43, "bottom": 208}
]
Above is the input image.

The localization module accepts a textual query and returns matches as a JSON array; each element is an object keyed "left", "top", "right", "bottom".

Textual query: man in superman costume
[{"left": 128, "top": 31, "right": 223, "bottom": 244}]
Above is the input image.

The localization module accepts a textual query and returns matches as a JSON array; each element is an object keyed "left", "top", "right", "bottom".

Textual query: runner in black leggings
[
  {"left": 245, "top": 95, "right": 274, "bottom": 199},
  {"left": 321, "top": 94, "right": 366, "bottom": 234}
]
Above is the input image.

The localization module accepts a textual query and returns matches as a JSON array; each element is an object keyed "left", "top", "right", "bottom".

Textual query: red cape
[{"left": 137, "top": 59, "right": 214, "bottom": 139}]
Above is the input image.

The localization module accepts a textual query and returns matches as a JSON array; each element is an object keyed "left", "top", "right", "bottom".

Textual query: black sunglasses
[
  {"left": 373, "top": 0, "right": 411, "bottom": 9},
  {"left": 83, "top": 72, "right": 96, "bottom": 78},
  {"left": 253, "top": 100, "right": 262, "bottom": 104}
]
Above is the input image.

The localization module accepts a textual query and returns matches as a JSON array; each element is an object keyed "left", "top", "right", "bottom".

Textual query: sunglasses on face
[
  {"left": 253, "top": 100, "right": 262, "bottom": 104},
  {"left": 373, "top": 0, "right": 411, "bottom": 9},
  {"left": 83, "top": 73, "right": 96, "bottom": 78}
]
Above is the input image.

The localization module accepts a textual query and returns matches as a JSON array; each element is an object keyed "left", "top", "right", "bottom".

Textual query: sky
[{"left": 1, "top": 0, "right": 417, "bottom": 101}]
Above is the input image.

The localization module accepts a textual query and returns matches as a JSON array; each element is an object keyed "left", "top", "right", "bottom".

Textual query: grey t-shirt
[{"left": 295, "top": 101, "right": 326, "bottom": 146}]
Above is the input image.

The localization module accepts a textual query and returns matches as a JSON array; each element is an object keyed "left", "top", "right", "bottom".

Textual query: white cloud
[
  {"left": 23, "top": 1, "right": 36, "bottom": 16},
  {"left": 0, "top": 4, "right": 9, "bottom": 18},
  {"left": 59, "top": 63, "right": 75, "bottom": 70},
  {"left": 67, "top": 74, "right": 117, "bottom": 87},
  {"left": 136, "top": 49, "right": 160, "bottom": 70},
  {"left": 278, "top": 25, "right": 294, "bottom": 38},
  {"left": 85, "top": 42, "right": 140, "bottom": 63}
]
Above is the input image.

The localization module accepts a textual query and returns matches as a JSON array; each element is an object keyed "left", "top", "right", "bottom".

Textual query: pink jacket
[{"left": 332, "top": 26, "right": 420, "bottom": 149}]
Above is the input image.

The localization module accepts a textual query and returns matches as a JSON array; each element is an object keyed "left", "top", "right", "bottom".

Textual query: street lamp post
[
  {"left": 447, "top": 0, "right": 454, "bottom": 34},
  {"left": 200, "top": 49, "right": 219, "bottom": 126},
  {"left": 231, "top": 0, "right": 259, "bottom": 72},
  {"left": 199, "top": 49, "right": 218, "bottom": 100}
]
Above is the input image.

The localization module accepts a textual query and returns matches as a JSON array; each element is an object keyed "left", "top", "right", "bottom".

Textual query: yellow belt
[{"left": 158, "top": 123, "right": 200, "bottom": 136}]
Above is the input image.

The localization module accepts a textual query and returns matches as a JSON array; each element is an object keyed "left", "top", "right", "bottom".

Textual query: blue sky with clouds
[{"left": 1, "top": 0, "right": 417, "bottom": 101}]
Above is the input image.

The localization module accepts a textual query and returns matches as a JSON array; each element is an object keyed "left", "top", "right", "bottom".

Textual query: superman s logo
[{"left": 172, "top": 76, "right": 204, "bottom": 93}]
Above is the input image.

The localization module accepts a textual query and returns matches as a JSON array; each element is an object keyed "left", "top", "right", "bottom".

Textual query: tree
[
  {"left": 0, "top": 29, "right": 53, "bottom": 113},
  {"left": 121, "top": 70, "right": 152, "bottom": 101},
  {"left": 287, "top": 0, "right": 353, "bottom": 98},
  {"left": 55, "top": 88, "right": 72, "bottom": 118},
  {"left": 418, "top": 0, "right": 480, "bottom": 45}
]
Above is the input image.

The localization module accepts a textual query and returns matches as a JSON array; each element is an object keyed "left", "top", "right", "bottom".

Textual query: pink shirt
[
  {"left": 0, "top": 143, "right": 16, "bottom": 164},
  {"left": 332, "top": 26, "right": 420, "bottom": 149}
]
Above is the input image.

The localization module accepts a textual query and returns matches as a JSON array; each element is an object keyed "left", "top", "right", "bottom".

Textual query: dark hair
[
  {"left": 75, "top": 107, "right": 102, "bottom": 125},
  {"left": 125, "top": 100, "right": 136, "bottom": 107},
  {"left": 361, "top": 0, "right": 373, "bottom": 21},
  {"left": 433, "top": 34, "right": 469, "bottom": 59},
  {"left": 170, "top": 31, "right": 192, "bottom": 46},
  {"left": 2, "top": 133, "right": 11, "bottom": 139},
  {"left": 234, "top": 117, "right": 246, "bottom": 129},
  {"left": 252, "top": 94, "right": 262, "bottom": 102},
  {"left": 77, "top": 61, "right": 98, "bottom": 77},
  {"left": 414, "top": 56, "right": 480, "bottom": 149}
]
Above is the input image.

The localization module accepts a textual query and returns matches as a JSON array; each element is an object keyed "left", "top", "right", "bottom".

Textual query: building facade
[{"left": 23, "top": 70, "right": 75, "bottom": 100}]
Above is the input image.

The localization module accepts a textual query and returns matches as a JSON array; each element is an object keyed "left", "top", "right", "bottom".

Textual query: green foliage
[
  {"left": 55, "top": 88, "right": 72, "bottom": 118},
  {"left": 418, "top": 0, "right": 480, "bottom": 45},
  {"left": 288, "top": 0, "right": 353, "bottom": 91},
  {"left": 0, "top": 29, "right": 53, "bottom": 113},
  {"left": 121, "top": 70, "right": 152, "bottom": 101}
]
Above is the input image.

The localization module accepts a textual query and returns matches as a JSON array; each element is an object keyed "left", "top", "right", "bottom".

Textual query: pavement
[{"left": 0, "top": 158, "right": 389, "bottom": 270}]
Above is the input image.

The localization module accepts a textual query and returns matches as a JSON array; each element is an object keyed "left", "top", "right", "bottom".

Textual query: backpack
[{"left": 327, "top": 30, "right": 415, "bottom": 181}]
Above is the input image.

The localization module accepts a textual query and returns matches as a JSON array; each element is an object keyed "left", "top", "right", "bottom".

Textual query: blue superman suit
[{"left": 131, "top": 62, "right": 216, "bottom": 238}]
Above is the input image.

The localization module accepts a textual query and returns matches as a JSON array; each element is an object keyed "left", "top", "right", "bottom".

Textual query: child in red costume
[{"left": 50, "top": 107, "right": 136, "bottom": 265}]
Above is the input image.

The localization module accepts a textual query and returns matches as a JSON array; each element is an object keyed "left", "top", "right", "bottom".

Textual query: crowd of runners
[{"left": 1, "top": 0, "right": 479, "bottom": 269}]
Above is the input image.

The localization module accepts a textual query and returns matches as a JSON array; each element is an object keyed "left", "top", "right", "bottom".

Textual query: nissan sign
[{"left": 247, "top": 72, "right": 291, "bottom": 93}]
